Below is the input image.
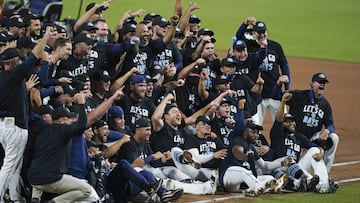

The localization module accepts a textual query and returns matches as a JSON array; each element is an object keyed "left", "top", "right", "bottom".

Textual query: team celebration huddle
[{"left": 0, "top": 0, "right": 339, "bottom": 202}]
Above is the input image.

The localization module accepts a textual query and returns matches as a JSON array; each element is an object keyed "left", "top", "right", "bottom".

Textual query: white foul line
[{"left": 333, "top": 160, "right": 360, "bottom": 167}]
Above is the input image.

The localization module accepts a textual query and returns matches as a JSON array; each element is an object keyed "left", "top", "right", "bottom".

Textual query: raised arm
[
  {"left": 275, "top": 92, "right": 292, "bottom": 122},
  {"left": 110, "top": 67, "right": 138, "bottom": 94},
  {"left": 151, "top": 94, "right": 175, "bottom": 132},
  {"left": 74, "top": 0, "right": 112, "bottom": 32}
]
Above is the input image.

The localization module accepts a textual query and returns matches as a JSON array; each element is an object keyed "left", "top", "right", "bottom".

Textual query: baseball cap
[
  {"left": 61, "top": 84, "right": 77, "bottom": 96},
  {"left": 17, "top": 36, "right": 36, "bottom": 49},
  {"left": 121, "top": 23, "right": 136, "bottom": 35},
  {"left": 196, "top": 115, "right": 212, "bottom": 125},
  {"left": 130, "top": 75, "right": 146, "bottom": 85},
  {"left": 152, "top": 16, "right": 169, "bottom": 27},
  {"left": 0, "top": 48, "right": 20, "bottom": 61},
  {"left": 233, "top": 40, "right": 247, "bottom": 52},
  {"left": 253, "top": 21, "right": 267, "bottom": 33},
  {"left": 51, "top": 106, "right": 77, "bottom": 120},
  {"left": 189, "top": 14, "right": 201, "bottom": 24},
  {"left": 7, "top": 17, "right": 27, "bottom": 28},
  {"left": 197, "top": 28, "right": 214, "bottom": 37},
  {"left": 135, "top": 117, "right": 151, "bottom": 128},
  {"left": 220, "top": 98, "right": 231, "bottom": 106},
  {"left": 283, "top": 113, "right": 295, "bottom": 122},
  {"left": 86, "top": 2, "right": 107, "bottom": 14},
  {"left": 109, "top": 105, "right": 124, "bottom": 119},
  {"left": 93, "top": 70, "right": 111, "bottom": 82},
  {"left": 73, "top": 33, "right": 94, "bottom": 45},
  {"left": 244, "top": 121, "right": 263, "bottom": 130},
  {"left": 221, "top": 57, "right": 236, "bottom": 68},
  {"left": 312, "top": 73, "right": 329, "bottom": 83},
  {"left": 93, "top": 120, "right": 108, "bottom": 129},
  {"left": 145, "top": 75, "right": 157, "bottom": 83},
  {"left": 78, "top": 22, "right": 98, "bottom": 33},
  {"left": 143, "top": 13, "right": 160, "bottom": 21},
  {"left": 175, "top": 27, "right": 184, "bottom": 38},
  {"left": 34, "top": 105, "right": 54, "bottom": 115},
  {"left": 213, "top": 74, "right": 230, "bottom": 85}
]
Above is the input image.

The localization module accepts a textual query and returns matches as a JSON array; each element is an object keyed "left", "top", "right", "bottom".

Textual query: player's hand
[
  {"left": 256, "top": 145, "right": 270, "bottom": 156},
  {"left": 120, "top": 134, "right": 131, "bottom": 144},
  {"left": 152, "top": 151, "right": 164, "bottom": 160},
  {"left": 258, "top": 38, "right": 268, "bottom": 47},
  {"left": 277, "top": 75, "right": 289, "bottom": 85},
  {"left": 213, "top": 149, "right": 228, "bottom": 159},
  {"left": 26, "top": 74, "right": 40, "bottom": 91},
  {"left": 281, "top": 156, "right": 294, "bottom": 167},
  {"left": 245, "top": 16, "right": 256, "bottom": 25},
  {"left": 256, "top": 72, "right": 264, "bottom": 85},
  {"left": 312, "top": 150, "right": 324, "bottom": 162},
  {"left": 170, "top": 14, "right": 180, "bottom": 26},
  {"left": 238, "top": 99, "right": 246, "bottom": 109},
  {"left": 189, "top": 2, "right": 200, "bottom": 12},
  {"left": 111, "top": 86, "right": 124, "bottom": 101},
  {"left": 58, "top": 77, "right": 72, "bottom": 84},
  {"left": 131, "top": 157, "right": 145, "bottom": 168},
  {"left": 225, "top": 118, "right": 236, "bottom": 127},
  {"left": 319, "top": 129, "right": 330, "bottom": 140},
  {"left": 73, "top": 92, "right": 86, "bottom": 105},
  {"left": 282, "top": 92, "right": 293, "bottom": 102}
]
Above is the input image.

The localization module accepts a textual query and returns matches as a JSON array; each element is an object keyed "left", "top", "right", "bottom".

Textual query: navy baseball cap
[
  {"left": 152, "top": 16, "right": 169, "bottom": 27},
  {"left": 73, "top": 33, "right": 94, "bottom": 45},
  {"left": 143, "top": 13, "right": 160, "bottom": 21},
  {"left": 221, "top": 57, "right": 236, "bottom": 68},
  {"left": 233, "top": 40, "right": 247, "bottom": 52},
  {"left": 7, "top": 17, "right": 27, "bottom": 28},
  {"left": 312, "top": 73, "right": 329, "bottom": 83},
  {"left": 109, "top": 105, "right": 124, "bottom": 119},
  {"left": 220, "top": 98, "right": 231, "bottom": 106},
  {"left": 189, "top": 14, "right": 201, "bottom": 24},
  {"left": 17, "top": 36, "right": 36, "bottom": 49},
  {"left": 122, "top": 23, "right": 136, "bottom": 35},
  {"left": 78, "top": 22, "right": 98, "bottom": 33},
  {"left": 196, "top": 115, "right": 211, "bottom": 125},
  {"left": 253, "top": 21, "right": 267, "bottom": 33},
  {"left": 34, "top": 105, "right": 54, "bottom": 115},
  {"left": 93, "top": 120, "right": 108, "bottom": 129},
  {"left": 197, "top": 28, "right": 214, "bottom": 37},
  {"left": 213, "top": 74, "right": 230, "bottom": 85},
  {"left": 0, "top": 48, "right": 20, "bottom": 61},
  {"left": 244, "top": 121, "right": 263, "bottom": 130},
  {"left": 93, "top": 70, "right": 111, "bottom": 82},
  {"left": 51, "top": 106, "right": 77, "bottom": 120},
  {"left": 135, "top": 117, "right": 151, "bottom": 128},
  {"left": 130, "top": 75, "right": 146, "bottom": 85},
  {"left": 283, "top": 113, "right": 295, "bottom": 122}
]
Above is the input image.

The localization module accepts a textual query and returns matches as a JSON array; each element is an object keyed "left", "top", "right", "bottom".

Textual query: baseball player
[
  {"left": 270, "top": 92, "right": 337, "bottom": 193},
  {"left": 171, "top": 115, "right": 228, "bottom": 183},
  {"left": 0, "top": 30, "right": 48, "bottom": 201},
  {"left": 285, "top": 73, "right": 338, "bottom": 173},
  {"left": 218, "top": 100, "right": 281, "bottom": 196}
]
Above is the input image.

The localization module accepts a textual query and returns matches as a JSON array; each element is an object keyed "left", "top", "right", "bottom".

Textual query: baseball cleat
[
  {"left": 146, "top": 179, "right": 163, "bottom": 200},
  {"left": 160, "top": 188, "right": 184, "bottom": 202},
  {"left": 272, "top": 174, "right": 288, "bottom": 193},
  {"left": 307, "top": 175, "right": 320, "bottom": 192}
]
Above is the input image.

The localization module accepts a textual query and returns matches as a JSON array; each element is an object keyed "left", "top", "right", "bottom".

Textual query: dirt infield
[{"left": 178, "top": 55, "right": 360, "bottom": 202}]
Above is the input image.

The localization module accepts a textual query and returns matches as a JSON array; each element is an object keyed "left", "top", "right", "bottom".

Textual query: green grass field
[
  {"left": 241, "top": 183, "right": 360, "bottom": 203},
  {"left": 57, "top": 0, "right": 360, "bottom": 63}
]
